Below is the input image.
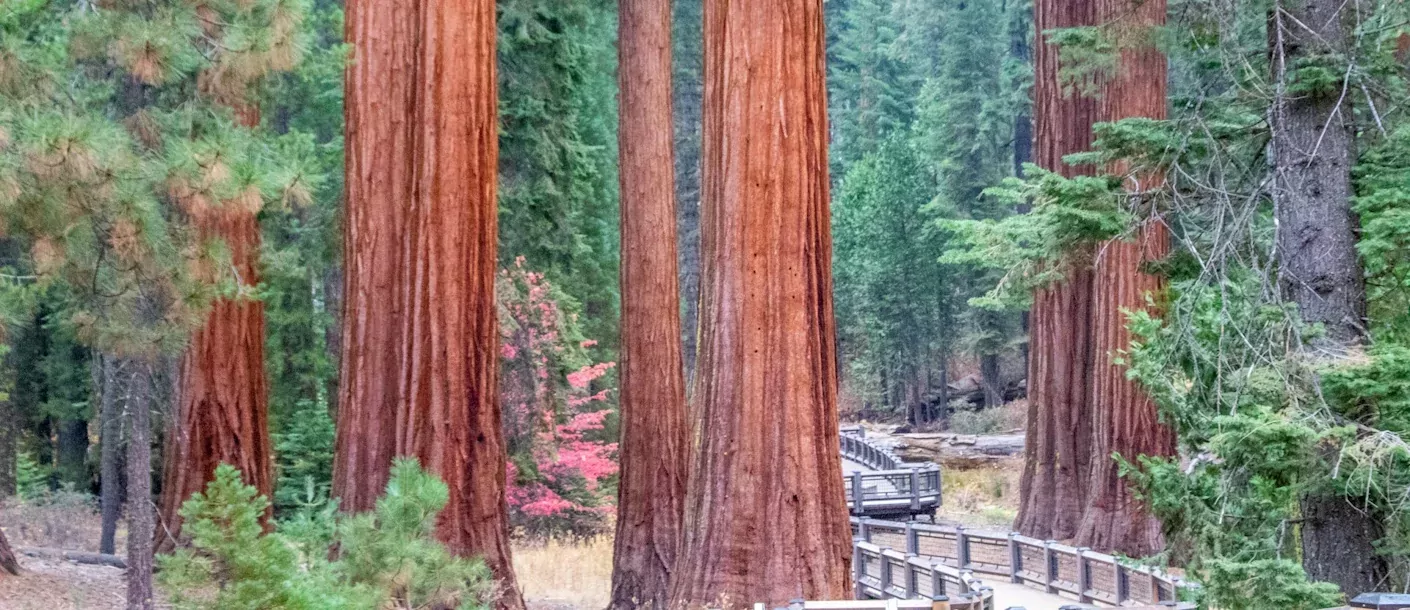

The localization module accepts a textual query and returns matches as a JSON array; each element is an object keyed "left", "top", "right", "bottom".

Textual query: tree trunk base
[{"left": 0, "top": 527, "right": 19, "bottom": 576}]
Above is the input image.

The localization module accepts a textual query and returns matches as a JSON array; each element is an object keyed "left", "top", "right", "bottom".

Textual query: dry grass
[
  {"left": 514, "top": 537, "right": 613, "bottom": 609},
  {"left": 0, "top": 491, "right": 117, "bottom": 552},
  {"left": 935, "top": 460, "right": 1021, "bottom": 529}
]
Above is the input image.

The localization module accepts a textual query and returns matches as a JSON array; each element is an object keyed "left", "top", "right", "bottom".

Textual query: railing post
[
  {"left": 853, "top": 539, "right": 864, "bottom": 599},
  {"left": 1043, "top": 540, "right": 1058, "bottom": 595},
  {"left": 906, "top": 521, "right": 919, "bottom": 556},
  {"left": 909, "top": 468, "right": 922, "bottom": 511},
  {"left": 851, "top": 471, "right": 865, "bottom": 514},
  {"left": 930, "top": 560, "right": 945, "bottom": 598},
  {"left": 859, "top": 518, "right": 872, "bottom": 542},
  {"left": 1115, "top": 563, "right": 1129, "bottom": 604},
  {"left": 905, "top": 554, "right": 918, "bottom": 598},
  {"left": 1076, "top": 548, "right": 1091, "bottom": 603},
  {"left": 1007, "top": 532, "right": 1021, "bottom": 584},
  {"left": 955, "top": 526, "right": 971, "bottom": 570},
  {"left": 880, "top": 553, "right": 893, "bottom": 595}
]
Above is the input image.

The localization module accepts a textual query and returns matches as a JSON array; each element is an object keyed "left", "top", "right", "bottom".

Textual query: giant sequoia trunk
[
  {"left": 668, "top": 0, "right": 853, "bottom": 605},
  {"left": 1014, "top": 0, "right": 1100, "bottom": 542},
  {"left": 1072, "top": 0, "right": 1177, "bottom": 557},
  {"left": 331, "top": 0, "right": 413, "bottom": 512},
  {"left": 334, "top": 0, "right": 522, "bottom": 606},
  {"left": 158, "top": 204, "right": 272, "bottom": 550},
  {"left": 609, "top": 0, "right": 690, "bottom": 608},
  {"left": 1270, "top": 0, "right": 1385, "bottom": 594},
  {"left": 0, "top": 523, "right": 18, "bottom": 576}
]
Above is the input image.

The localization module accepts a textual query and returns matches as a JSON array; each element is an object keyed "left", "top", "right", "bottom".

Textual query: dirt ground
[{"left": 0, "top": 555, "right": 131, "bottom": 610}]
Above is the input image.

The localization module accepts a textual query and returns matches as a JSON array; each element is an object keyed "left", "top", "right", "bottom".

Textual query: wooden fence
[
  {"left": 840, "top": 428, "right": 942, "bottom": 518},
  {"left": 852, "top": 517, "right": 1192, "bottom": 608}
]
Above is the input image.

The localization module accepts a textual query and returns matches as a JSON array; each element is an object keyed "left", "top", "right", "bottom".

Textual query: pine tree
[{"left": 829, "top": 0, "right": 915, "bottom": 173}]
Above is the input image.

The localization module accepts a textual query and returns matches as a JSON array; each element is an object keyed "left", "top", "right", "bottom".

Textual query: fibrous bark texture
[
  {"left": 668, "top": 0, "right": 853, "bottom": 605},
  {"left": 335, "top": 0, "right": 522, "bottom": 606},
  {"left": 1014, "top": 0, "right": 1099, "bottom": 542},
  {"left": 331, "top": 0, "right": 413, "bottom": 512},
  {"left": 610, "top": 0, "right": 690, "bottom": 608},
  {"left": 1072, "top": 0, "right": 1177, "bottom": 557},
  {"left": 1270, "top": 0, "right": 1385, "bottom": 594},
  {"left": 0, "top": 523, "right": 18, "bottom": 576},
  {"left": 158, "top": 206, "right": 272, "bottom": 550}
]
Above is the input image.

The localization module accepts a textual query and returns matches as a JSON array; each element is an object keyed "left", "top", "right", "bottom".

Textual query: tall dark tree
[
  {"left": 1271, "top": 0, "right": 1385, "bottom": 594},
  {"left": 1014, "top": 0, "right": 1100, "bottom": 541},
  {"left": 609, "top": 1, "right": 690, "bottom": 607},
  {"left": 669, "top": 0, "right": 853, "bottom": 604}
]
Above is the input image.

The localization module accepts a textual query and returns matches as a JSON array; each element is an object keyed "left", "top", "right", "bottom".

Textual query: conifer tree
[
  {"left": 670, "top": 0, "right": 853, "bottom": 604},
  {"left": 334, "top": 0, "right": 522, "bottom": 605},
  {"left": 610, "top": 1, "right": 689, "bottom": 607}
]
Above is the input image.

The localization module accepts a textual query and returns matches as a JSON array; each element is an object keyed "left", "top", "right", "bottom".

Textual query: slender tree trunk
[
  {"left": 0, "top": 384, "right": 14, "bottom": 498},
  {"left": 1070, "top": 0, "right": 1177, "bottom": 557},
  {"left": 669, "top": 0, "right": 852, "bottom": 604},
  {"left": 610, "top": 2, "right": 690, "bottom": 607},
  {"left": 54, "top": 419, "right": 88, "bottom": 490},
  {"left": 99, "top": 355, "right": 125, "bottom": 555},
  {"left": 157, "top": 106, "right": 273, "bottom": 549},
  {"left": 125, "top": 361, "right": 155, "bottom": 610},
  {"left": 332, "top": 0, "right": 414, "bottom": 514},
  {"left": 0, "top": 524, "right": 17, "bottom": 576},
  {"left": 980, "top": 353, "right": 1003, "bottom": 408},
  {"left": 1014, "top": 0, "right": 1100, "bottom": 542},
  {"left": 336, "top": 0, "right": 522, "bottom": 605},
  {"left": 1270, "top": 0, "right": 1385, "bottom": 594}
]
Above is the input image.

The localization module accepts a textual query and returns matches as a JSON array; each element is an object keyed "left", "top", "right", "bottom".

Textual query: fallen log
[{"left": 17, "top": 547, "right": 126, "bottom": 569}]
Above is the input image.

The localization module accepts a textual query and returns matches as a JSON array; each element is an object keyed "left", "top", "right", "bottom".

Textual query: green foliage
[
  {"left": 15, "top": 451, "right": 47, "bottom": 500},
  {"left": 271, "top": 399, "right": 335, "bottom": 513},
  {"left": 159, "top": 460, "right": 494, "bottom": 610},
  {"left": 1200, "top": 559, "right": 1343, "bottom": 610}
]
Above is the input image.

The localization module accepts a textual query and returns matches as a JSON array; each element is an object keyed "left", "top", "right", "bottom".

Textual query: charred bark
[
  {"left": 1270, "top": 0, "right": 1385, "bottom": 594},
  {"left": 125, "top": 361, "right": 155, "bottom": 610},
  {"left": 668, "top": 0, "right": 853, "bottom": 604},
  {"left": 610, "top": 2, "right": 690, "bottom": 607},
  {"left": 158, "top": 194, "right": 273, "bottom": 551},
  {"left": 99, "top": 355, "right": 126, "bottom": 555},
  {"left": 1014, "top": 0, "right": 1099, "bottom": 542},
  {"left": 0, "top": 525, "right": 17, "bottom": 576}
]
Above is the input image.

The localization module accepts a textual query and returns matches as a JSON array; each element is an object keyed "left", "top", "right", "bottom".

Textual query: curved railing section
[
  {"left": 839, "top": 426, "right": 942, "bottom": 518},
  {"left": 852, "top": 517, "right": 1194, "bottom": 609}
]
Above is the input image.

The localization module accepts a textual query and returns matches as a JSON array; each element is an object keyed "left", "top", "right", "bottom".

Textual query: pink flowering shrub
[{"left": 498, "top": 258, "right": 618, "bottom": 540}]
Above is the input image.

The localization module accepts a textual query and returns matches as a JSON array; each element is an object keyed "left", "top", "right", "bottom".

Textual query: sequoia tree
[
  {"left": 609, "top": 0, "right": 690, "bottom": 608},
  {"left": 1270, "top": 0, "right": 1385, "bottom": 593},
  {"left": 1014, "top": 0, "right": 1100, "bottom": 541},
  {"left": 334, "top": 0, "right": 523, "bottom": 605},
  {"left": 668, "top": 0, "right": 853, "bottom": 605},
  {"left": 158, "top": 110, "right": 273, "bottom": 550},
  {"left": 0, "top": 522, "right": 17, "bottom": 576},
  {"left": 1072, "top": 0, "right": 1176, "bottom": 557}
]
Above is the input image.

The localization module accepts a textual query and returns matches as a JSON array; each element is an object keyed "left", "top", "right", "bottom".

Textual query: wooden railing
[
  {"left": 852, "top": 517, "right": 1193, "bottom": 608},
  {"left": 840, "top": 427, "right": 942, "bottom": 518}
]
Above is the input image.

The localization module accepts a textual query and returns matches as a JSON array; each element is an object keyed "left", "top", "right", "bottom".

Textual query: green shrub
[{"left": 159, "top": 459, "right": 495, "bottom": 610}]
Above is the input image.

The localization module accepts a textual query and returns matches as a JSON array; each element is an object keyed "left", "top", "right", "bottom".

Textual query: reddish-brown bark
[
  {"left": 331, "top": 0, "right": 413, "bottom": 513},
  {"left": 0, "top": 523, "right": 18, "bottom": 576},
  {"left": 1072, "top": 0, "right": 1177, "bottom": 557},
  {"left": 609, "top": 0, "right": 690, "bottom": 608},
  {"left": 1014, "top": 0, "right": 1100, "bottom": 542},
  {"left": 334, "top": 0, "right": 522, "bottom": 606},
  {"left": 157, "top": 107, "right": 272, "bottom": 550},
  {"left": 668, "top": 0, "right": 852, "bottom": 605}
]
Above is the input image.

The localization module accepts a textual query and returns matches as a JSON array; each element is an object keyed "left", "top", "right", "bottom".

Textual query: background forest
[{"left": 3, "top": 0, "right": 1410, "bottom": 607}]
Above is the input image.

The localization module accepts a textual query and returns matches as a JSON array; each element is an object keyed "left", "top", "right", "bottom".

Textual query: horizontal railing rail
[
  {"left": 852, "top": 517, "right": 1193, "bottom": 608},
  {"left": 840, "top": 428, "right": 942, "bottom": 517}
]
